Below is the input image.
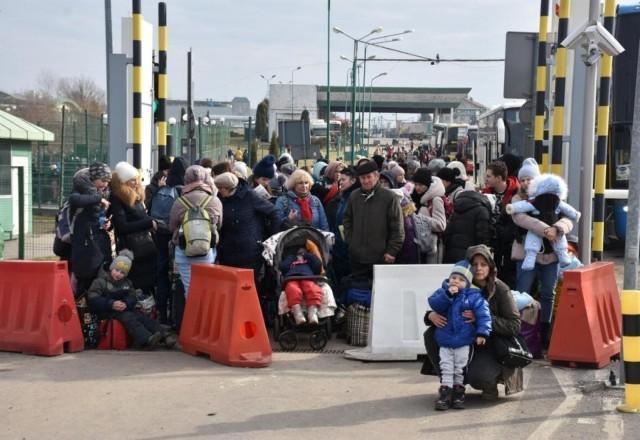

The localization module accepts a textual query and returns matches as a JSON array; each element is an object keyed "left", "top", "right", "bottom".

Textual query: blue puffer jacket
[
  {"left": 217, "top": 180, "right": 280, "bottom": 271},
  {"left": 428, "top": 280, "right": 492, "bottom": 349},
  {"left": 275, "top": 191, "right": 330, "bottom": 231}
]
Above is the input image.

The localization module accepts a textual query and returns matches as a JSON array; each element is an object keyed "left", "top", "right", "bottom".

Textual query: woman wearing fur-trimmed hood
[{"left": 109, "top": 161, "right": 158, "bottom": 293}]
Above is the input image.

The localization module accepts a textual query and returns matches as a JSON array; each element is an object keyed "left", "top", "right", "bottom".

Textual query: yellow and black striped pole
[
  {"left": 535, "top": 0, "right": 550, "bottom": 169},
  {"left": 618, "top": 290, "right": 640, "bottom": 413},
  {"left": 550, "top": 0, "right": 570, "bottom": 177},
  {"left": 132, "top": 0, "right": 142, "bottom": 169},
  {"left": 157, "top": 2, "right": 168, "bottom": 163},
  {"left": 592, "top": 0, "right": 616, "bottom": 262}
]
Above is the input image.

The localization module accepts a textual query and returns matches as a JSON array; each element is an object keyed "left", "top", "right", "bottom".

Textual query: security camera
[{"left": 561, "top": 21, "right": 624, "bottom": 56}]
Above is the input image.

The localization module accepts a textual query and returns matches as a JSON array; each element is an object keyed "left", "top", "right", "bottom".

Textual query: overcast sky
[{"left": 1, "top": 0, "right": 627, "bottom": 112}]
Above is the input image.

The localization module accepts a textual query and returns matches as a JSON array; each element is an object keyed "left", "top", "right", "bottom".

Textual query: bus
[
  {"left": 476, "top": 102, "right": 529, "bottom": 185},
  {"left": 433, "top": 123, "right": 469, "bottom": 161},
  {"left": 310, "top": 119, "right": 343, "bottom": 140}
]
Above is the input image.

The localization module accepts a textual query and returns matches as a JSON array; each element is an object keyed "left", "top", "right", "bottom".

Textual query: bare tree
[{"left": 57, "top": 76, "right": 105, "bottom": 114}]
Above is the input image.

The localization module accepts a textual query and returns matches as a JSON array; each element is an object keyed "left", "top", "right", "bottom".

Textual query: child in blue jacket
[{"left": 428, "top": 260, "right": 491, "bottom": 410}]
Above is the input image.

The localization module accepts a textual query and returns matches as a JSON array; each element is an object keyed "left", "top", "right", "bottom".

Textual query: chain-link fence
[
  {"left": 168, "top": 122, "right": 231, "bottom": 162},
  {"left": 1, "top": 107, "right": 107, "bottom": 260}
]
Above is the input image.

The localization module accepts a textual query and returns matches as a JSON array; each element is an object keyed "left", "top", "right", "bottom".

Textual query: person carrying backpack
[{"left": 169, "top": 165, "right": 222, "bottom": 297}]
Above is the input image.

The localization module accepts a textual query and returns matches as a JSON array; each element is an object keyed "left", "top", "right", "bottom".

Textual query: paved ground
[{"left": 2, "top": 249, "right": 639, "bottom": 439}]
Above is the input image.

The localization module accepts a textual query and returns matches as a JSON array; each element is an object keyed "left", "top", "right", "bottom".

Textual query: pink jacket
[
  {"left": 510, "top": 192, "right": 575, "bottom": 265},
  {"left": 417, "top": 176, "right": 447, "bottom": 234}
]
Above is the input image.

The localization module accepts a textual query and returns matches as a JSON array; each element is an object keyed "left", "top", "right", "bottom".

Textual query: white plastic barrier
[{"left": 344, "top": 264, "right": 451, "bottom": 361}]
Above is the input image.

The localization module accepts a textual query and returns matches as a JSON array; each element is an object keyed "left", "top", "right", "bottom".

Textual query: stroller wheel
[
  {"left": 309, "top": 329, "right": 328, "bottom": 351},
  {"left": 279, "top": 330, "right": 298, "bottom": 351}
]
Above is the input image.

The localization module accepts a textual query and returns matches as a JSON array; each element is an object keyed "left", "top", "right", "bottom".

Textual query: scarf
[
  {"left": 323, "top": 182, "right": 339, "bottom": 205},
  {"left": 296, "top": 195, "right": 313, "bottom": 222}
]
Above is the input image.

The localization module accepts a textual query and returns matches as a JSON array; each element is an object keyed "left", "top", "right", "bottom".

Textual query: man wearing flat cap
[{"left": 343, "top": 159, "right": 405, "bottom": 280}]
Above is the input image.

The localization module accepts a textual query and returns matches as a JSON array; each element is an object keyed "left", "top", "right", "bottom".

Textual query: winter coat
[
  {"left": 217, "top": 180, "right": 280, "bottom": 271},
  {"left": 443, "top": 191, "right": 492, "bottom": 263},
  {"left": 144, "top": 170, "right": 165, "bottom": 206},
  {"left": 68, "top": 169, "right": 112, "bottom": 279},
  {"left": 275, "top": 191, "right": 329, "bottom": 232},
  {"left": 87, "top": 269, "right": 137, "bottom": 316},
  {"left": 168, "top": 185, "right": 222, "bottom": 245},
  {"left": 280, "top": 252, "right": 322, "bottom": 278},
  {"left": 343, "top": 183, "right": 405, "bottom": 265},
  {"left": 326, "top": 186, "right": 359, "bottom": 271},
  {"left": 416, "top": 176, "right": 447, "bottom": 234},
  {"left": 428, "top": 280, "right": 492, "bottom": 348},
  {"left": 510, "top": 192, "right": 575, "bottom": 265},
  {"left": 446, "top": 182, "right": 465, "bottom": 203},
  {"left": 396, "top": 214, "right": 419, "bottom": 264},
  {"left": 109, "top": 175, "right": 156, "bottom": 290}
]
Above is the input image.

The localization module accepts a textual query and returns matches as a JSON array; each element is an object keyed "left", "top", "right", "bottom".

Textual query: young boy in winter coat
[
  {"left": 428, "top": 261, "right": 492, "bottom": 410},
  {"left": 506, "top": 173, "right": 580, "bottom": 271},
  {"left": 280, "top": 247, "right": 323, "bottom": 325},
  {"left": 87, "top": 250, "right": 176, "bottom": 349}
]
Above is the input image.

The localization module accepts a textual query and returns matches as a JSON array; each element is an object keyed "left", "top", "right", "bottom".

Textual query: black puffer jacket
[{"left": 443, "top": 191, "right": 491, "bottom": 263}]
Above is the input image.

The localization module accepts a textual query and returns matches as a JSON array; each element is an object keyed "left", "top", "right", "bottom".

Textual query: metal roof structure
[{"left": 0, "top": 109, "right": 54, "bottom": 142}]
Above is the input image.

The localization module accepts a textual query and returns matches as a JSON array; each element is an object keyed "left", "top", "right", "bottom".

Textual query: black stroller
[{"left": 262, "top": 226, "right": 336, "bottom": 351}]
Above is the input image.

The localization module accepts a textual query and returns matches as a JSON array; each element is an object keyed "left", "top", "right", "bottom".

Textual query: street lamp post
[
  {"left": 326, "top": 0, "right": 331, "bottom": 160},
  {"left": 260, "top": 73, "right": 276, "bottom": 97},
  {"left": 368, "top": 72, "right": 387, "bottom": 147},
  {"left": 290, "top": 66, "right": 301, "bottom": 119}
]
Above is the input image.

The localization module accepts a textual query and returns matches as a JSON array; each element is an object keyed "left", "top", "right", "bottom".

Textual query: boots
[
  {"left": 451, "top": 385, "right": 466, "bottom": 409},
  {"left": 435, "top": 385, "right": 452, "bottom": 411},
  {"left": 307, "top": 305, "right": 319, "bottom": 325},
  {"left": 291, "top": 304, "right": 306, "bottom": 325}
]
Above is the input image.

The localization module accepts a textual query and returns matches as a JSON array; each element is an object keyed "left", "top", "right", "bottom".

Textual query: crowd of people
[{"left": 57, "top": 146, "right": 579, "bottom": 404}]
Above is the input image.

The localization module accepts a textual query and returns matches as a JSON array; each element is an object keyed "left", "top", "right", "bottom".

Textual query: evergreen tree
[
  {"left": 255, "top": 99, "right": 269, "bottom": 142},
  {"left": 268, "top": 130, "right": 280, "bottom": 157},
  {"left": 300, "top": 109, "right": 310, "bottom": 122},
  {"left": 250, "top": 140, "right": 259, "bottom": 167}
]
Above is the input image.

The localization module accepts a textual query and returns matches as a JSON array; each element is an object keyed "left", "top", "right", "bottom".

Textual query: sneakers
[
  {"left": 307, "top": 305, "right": 319, "bottom": 325},
  {"left": 451, "top": 385, "right": 466, "bottom": 409},
  {"left": 164, "top": 332, "right": 179, "bottom": 349},
  {"left": 291, "top": 304, "right": 307, "bottom": 325},
  {"left": 435, "top": 385, "right": 452, "bottom": 411}
]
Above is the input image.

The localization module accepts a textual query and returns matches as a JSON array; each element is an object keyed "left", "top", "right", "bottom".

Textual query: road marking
[
  {"left": 526, "top": 367, "right": 583, "bottom": 440},
  {"left": 602, "top": 397, "right": 623, "bottom": 439}
]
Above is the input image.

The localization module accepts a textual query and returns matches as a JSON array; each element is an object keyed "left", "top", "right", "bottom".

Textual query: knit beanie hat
[
  {"left": 517, "top": 157, "right": 541, "bottom": 180},
  {"left": 253, "top": 155, "right": 276, "bottom": 179},
  {"left": 214, "top": 172, "right": 239, "bottom": 190},
  {"left": 437, "top": 167, "right": 457, "bottom": 184},
  {"left": 110, "top": 249, "right": 134, "bottom": 275},
  {"left": 411, "top": 168, "right": 432, "bottom": 187},
  {"left": 278, "top": 153, "right": 294, "bottom": 166},
  {"left": 89, "top": 162, "right": 112, "bottom": 182},
  {"left": 280, "top": 162, "right": 296, "bottom": 177},
  {"left": 114, "top": 161, "right": 138, "bottom": 182},
  {"left": 372, "top": 155, "right": 385, "bottom": 171},
  {"left": 389, "top": 164, "right": 405, "bottom": 180},
  {"left": 450, "top": 260, "right": 473, "bottom": 288},
  {"left": 499, "top": 153, "right": 523, "bottom": 178}
]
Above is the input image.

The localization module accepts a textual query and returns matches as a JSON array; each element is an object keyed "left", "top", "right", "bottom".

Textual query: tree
[
  {"left": 255, "top": 99, "right": 269, "bottom": 142},
  {"left": 250, "top": 140, "right": 259, "bottom": 167},
  {"left": 57, "top": 76, "right": 105, "bottom": 114},
  {"left": 268, "top": 130, "right": 280, "bottom": 157},
  {"left": 300, "top": 109, "right": 309, "bottom": 123}
]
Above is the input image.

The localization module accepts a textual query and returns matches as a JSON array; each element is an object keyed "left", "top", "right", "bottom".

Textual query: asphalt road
[{"left": 1, "top": 348, "right": 638, "bottom": 440}]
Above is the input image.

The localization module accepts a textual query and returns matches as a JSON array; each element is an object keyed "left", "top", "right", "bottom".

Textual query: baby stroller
[{"left": 262, "top": 226, "right": 336, "bottom": 350}]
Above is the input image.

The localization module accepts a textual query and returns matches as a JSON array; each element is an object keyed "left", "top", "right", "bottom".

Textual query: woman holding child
[{"left": 423, "top": 244, "right": 523, "bottom": 401}]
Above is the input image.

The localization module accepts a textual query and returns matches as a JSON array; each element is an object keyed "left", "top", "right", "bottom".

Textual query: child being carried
[{"left": 506, "top": 172, "right": 580, "bottom": 271}]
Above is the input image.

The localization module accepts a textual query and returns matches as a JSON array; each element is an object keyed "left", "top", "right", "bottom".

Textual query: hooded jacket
[
  {"left": 87, "top": 269, "right": 137, "bottom": 316},
  {"left": 443, "top": 191, "right": 492, "bottom": 263},
  {"left": 428, "top": 280, "right": 492, "bottom": 348},
  {"left": 416, "top": 176, "right": 447, "bottom": 234}
]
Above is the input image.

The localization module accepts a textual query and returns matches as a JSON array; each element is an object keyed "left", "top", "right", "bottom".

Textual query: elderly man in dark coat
[{"left": 343, "top": 160, "right": 405, "bottom": 280}]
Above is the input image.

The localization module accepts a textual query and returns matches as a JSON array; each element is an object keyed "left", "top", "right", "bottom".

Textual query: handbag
[
  {"left": 490, "top": 333, "right": 533, "bottom": 368},
  {"left": 123, "top": 230, "right": 156, "bottom": 259}
]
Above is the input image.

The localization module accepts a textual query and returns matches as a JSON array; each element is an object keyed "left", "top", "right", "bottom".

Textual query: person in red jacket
[{"left": 482, "top": 160, "right": 520, "bottom": 288}]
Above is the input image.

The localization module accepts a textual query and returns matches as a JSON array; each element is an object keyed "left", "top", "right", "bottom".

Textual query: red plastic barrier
[
  {"left": 97, "top": 319, "right": 131, "bottom": 350},
  {"left": 180, "top": 264, "right": 272, "bottom": 367},
  {"left": 0, "top": 261, "right": 84, "bottom": 356},
  {"left": 548, "top": 262, "right": 621, "bottom": 368}
]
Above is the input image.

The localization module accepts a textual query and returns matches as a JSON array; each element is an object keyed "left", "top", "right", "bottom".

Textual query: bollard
[{"left": 617, "top": 290, "right": 640, "bottom": 413}]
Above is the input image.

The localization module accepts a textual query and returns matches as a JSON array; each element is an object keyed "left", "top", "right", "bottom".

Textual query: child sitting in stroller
[{"left": 280, "top": 247, "right": 323, "bottom": 325}]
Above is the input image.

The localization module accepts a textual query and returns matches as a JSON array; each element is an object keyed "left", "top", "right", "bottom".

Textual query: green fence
[{"left": 169, "top": 122, "right": 231, "bottom": 162}]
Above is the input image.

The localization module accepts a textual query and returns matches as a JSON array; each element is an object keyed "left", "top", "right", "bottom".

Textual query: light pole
[
  {"left": 290, "top": 66, "right": 301, "bottom": 119},
  {"left": 260, "top": 74, "right": 276, "bottom": 97},
  {"left": 368, "top": 72, "right": 387, "bottom": 147},
  {"left": 333, "top": 26, "right": 383, "bottom": 164},
  {"left": 326, "top": 0, "right": 331, "bottom": 160}
]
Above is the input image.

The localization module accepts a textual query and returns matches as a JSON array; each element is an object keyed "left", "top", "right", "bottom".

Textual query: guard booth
[{"left": 0, "top": 109, "right": 54, "bottom": 239}]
